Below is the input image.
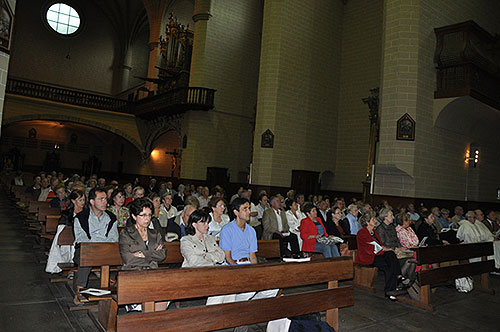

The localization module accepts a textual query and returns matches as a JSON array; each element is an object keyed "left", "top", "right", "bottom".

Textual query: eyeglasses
[{"left": 137, "top": 214, "right": 152, "bottom": 218}]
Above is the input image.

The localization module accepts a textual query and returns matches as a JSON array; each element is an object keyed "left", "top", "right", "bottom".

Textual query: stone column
[
  {"left": 188, "top": 0, "right": 212, "bottom": 87},
  {"left": 374, "top": 0, "right": 419, "bottom": 197},
  {"left": 142, "top": 0, "right": 167, "bottom": 92}
]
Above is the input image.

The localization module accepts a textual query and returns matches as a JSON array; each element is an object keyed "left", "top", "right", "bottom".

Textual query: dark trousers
[
  {"left": 272, "top": 232, "right": 301, "bottom": 256},
  {"left": 372, "top": 251, "right": 401, "bottom": 293},
  {"left": 73, "top": 246, "right": 91, "bottom": 288}
]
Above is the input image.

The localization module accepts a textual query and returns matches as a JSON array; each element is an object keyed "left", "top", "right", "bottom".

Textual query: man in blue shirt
[{"left": 220, "top": 197, "right": 258, "bottom": 264}]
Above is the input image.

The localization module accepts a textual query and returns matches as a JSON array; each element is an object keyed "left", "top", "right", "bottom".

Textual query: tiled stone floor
[{"left": 1, "top": 192, "right": 499, "bottom": 331}]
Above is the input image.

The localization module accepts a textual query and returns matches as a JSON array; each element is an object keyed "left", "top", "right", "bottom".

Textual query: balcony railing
[
  {"left": 134, "top": 86, "right": 216, "bottom": 120},
  {"left": 6, "top": 78, "right": 133, "bottom": 113},
  {"left": 6, "top": 78, "right": 215, "bottom": 120},
  {"left": 434, "top": 20, "right": 500, "bottom": 108}
]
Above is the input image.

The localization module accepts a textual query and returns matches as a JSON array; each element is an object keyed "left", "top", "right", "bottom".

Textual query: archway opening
[{"left": 1, "top": 120, "right": 143, "bottom": 175}]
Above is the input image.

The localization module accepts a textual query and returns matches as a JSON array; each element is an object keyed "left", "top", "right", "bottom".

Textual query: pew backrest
[
  {"left": 45, "top": 215, "right": 60, "bottom": 233},
  {"left": 415, "top": 242, "right": 495, "bottom": 286},
  {"left": 116, "top": 257, "right": 354, "bottom": 332}
]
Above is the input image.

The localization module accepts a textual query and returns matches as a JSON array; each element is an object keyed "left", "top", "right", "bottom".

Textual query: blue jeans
[{"left": 314, "top": 242, "right": 340, "bottom": 258}]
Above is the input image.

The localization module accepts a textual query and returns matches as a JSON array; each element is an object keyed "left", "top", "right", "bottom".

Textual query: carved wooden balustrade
[
  {"left": 434, "top": 20, "right": 500, "bottom": 108},
  {"left": 6, "top": 78, "right": 133, "bottom": 113},
  {"left": 6, "top": 78, "right": 215, "bottom": 119}
]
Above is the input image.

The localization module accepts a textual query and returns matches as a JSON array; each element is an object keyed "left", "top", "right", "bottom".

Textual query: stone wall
[
  {"left": 251, "top": 0, "right": 344, "bottom": 188},
  {"left": 0, "top": 0, "right": 16, "bottom": 136},
  {"left": 333, "top": 0, "right": 384, "bottom": 192},
  {"left": 376, "top": 0, "right": 500, "bottom": 202},
  {"left": 182, "top": 0, "right": 263, "bottom": 182}
]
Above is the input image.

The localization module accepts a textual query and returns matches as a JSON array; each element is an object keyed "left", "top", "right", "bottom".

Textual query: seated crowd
[{"left": 16, "top": 170, "right": 500, "bottom": 308}]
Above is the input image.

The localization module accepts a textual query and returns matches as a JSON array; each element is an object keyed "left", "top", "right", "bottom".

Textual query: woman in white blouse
[
  {"left": 285, "top": 199, "right": 305, "bottom": 249},
  {"left": 180, "top": 210, "right": 225, "bottom": 267},
  {"left": 158, "top": 193, "right": 178, "bottom": 227},
  {"left": 208, "top": 197, "right": 230, "bottom": 238}
]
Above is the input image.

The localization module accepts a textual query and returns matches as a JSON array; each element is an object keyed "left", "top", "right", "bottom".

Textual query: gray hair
[
  {"left": 379, "top": 208, "right": 392, "bottom": 219},
  {"left": 347, "top": 204, "right": 358, "bottom": 213},
  {"left": 465, "top": 210, "right": 475, "bottom": 219}
]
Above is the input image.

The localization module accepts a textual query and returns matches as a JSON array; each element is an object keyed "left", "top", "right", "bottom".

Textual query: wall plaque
[
  {"left": 261, "top": 129, "right": 274, "bottom": 148},
  {"left": 396, "top": 113, "right": 415, "bottom": 141}
]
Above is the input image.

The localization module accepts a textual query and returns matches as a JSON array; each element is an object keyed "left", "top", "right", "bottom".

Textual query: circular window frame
[{"left": 41, "top": 1, "right": 85, "bottom": 38}]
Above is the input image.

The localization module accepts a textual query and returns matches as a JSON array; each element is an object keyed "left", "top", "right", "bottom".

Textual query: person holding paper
[
  {"left": 356, "top": 210, "right": 403, "bottom": 301},
  {"left": 299, "top": 203, "right": 340, "bottom": 258}
]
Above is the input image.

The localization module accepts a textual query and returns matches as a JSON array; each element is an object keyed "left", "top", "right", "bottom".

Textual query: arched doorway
[
  {"left": 148, "top": 130, "right": 181, "bottom": 178},
  {"left": 1, "top": 120, "right": 143, "bottom": 175}
]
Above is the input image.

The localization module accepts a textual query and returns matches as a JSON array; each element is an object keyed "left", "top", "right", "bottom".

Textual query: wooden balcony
[
  {"left": 6, "top": 78, "right": 216, "bottom": 120},
  {"left": 6, "top": 78, "right": 133, "bottom": 114},
  {"left": 434, "top": 20, "right": 500, "bottom": 109},
  {"left": 134, "top": 86, "right": 216, "bottom": 120}
]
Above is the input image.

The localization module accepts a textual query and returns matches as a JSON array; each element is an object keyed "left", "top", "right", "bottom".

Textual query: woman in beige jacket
[{"left": 181, "top": 210, "right": 225, "bottom": 267}]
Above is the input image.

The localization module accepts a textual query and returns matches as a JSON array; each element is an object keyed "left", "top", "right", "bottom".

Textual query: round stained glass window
[{"left": 46, "top": 3, "right": 80, "bottom": 35}]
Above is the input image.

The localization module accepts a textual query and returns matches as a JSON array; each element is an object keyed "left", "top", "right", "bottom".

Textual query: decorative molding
[{"left": 192, "top": 12, "right": 212, "bottom": 22}]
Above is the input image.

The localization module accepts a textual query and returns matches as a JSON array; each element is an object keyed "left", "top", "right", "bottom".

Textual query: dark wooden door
[
  {"left": 206, "top": 167, "right": 229, "bottom": 190},
  {"left": 291, "top": 170, "right": 319, "bottom": 197}
]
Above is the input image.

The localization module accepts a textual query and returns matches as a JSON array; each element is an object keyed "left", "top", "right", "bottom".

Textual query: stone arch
[
  {"left": 434, "top": 96, "right": 500, "bottom": 142},
  {"left": 3, "top": 114, "right": 145, "bottom": 154},
  {"left": 144, "top": 116, "right": 183, "bottom": 154}
]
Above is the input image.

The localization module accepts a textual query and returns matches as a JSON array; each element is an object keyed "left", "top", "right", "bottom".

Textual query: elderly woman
[
  {"left": 173, "top": 184, "right": 186, "bottom": 208},
  {"left": 108, "top": 189, "right": 130, "bottom": 227},
  {"left": 285, "top": 199, "right": 305, "bottom": 249},
  {"left": 356, "top": 210, "right": 404, "bottom": 300},
  {"left": 375, "top": 208, "right": 402, "bottom": 249},
  {"left": 395, "top": 213, "right": 419, "bottom": 249},
  {"left": 158, "top": 192, "right": 177, "bottom": 227},
  {"left": 342, "top": 204, "right": 361, "bottom": 235},
  {"left": 180, "top": 210, "right": 225, "bottom": 267},
  {"left": 299, "top": 203, "right": 340, "bottom": 258},
  {"left": 207, "top": 197, "right": 230, "bottom": 238}
]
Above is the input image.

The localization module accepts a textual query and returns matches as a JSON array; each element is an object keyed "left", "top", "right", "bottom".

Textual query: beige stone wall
[
  {"left": 251, "top": 0, "right": 344, "bottom": 188},
  {"left": 376, "top": 0, "right": 500, "bottom": 201},
  {"left": 0, "top": 0, "right": 16, "bottom": 136},
  {"left": 182, "top": 0, "right": 263, "bottom": 182},
  {"left": 333, "top": 0, "right": 383, "bottom": 192}
]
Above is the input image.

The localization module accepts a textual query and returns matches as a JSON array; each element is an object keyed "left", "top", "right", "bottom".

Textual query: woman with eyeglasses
[{"left": 119, "top": 198, "right": 166, "bottom": 271}]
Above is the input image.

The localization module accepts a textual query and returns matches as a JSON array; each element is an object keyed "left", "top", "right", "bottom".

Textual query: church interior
[{"left": 1, "top": 0, "right": 500, "bottom": 331}]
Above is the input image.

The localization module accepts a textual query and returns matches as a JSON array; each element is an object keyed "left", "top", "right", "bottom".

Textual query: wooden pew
[
  {"left": 45, "top": 215, "right": 60, "bottom": 234},
  {"left": 346, "top": 235, "right": 379, "bottom": 293},
  {"left": 102, "top": 257, "right": 354, "bottom": 332},
  {"left": 396, "top": 242, "right": 495, "bottom": 311},
  {"left": 28, "top": 201, "right": 49, "bottom": 214},
  {"left": 75, "top": 240, "right": 281, "bottom": 297}
]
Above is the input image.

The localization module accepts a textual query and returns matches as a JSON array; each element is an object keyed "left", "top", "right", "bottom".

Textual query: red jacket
[
  {"left": 299, "top": 216, "right": 329, "bottom": 252},
  {"left": 355, "top": 227, "right": 385, "bottom": 265}
]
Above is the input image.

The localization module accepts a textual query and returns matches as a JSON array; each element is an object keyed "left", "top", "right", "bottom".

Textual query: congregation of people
[{"left": 15, "top": 170, "right": 500, "bottom": 308}]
